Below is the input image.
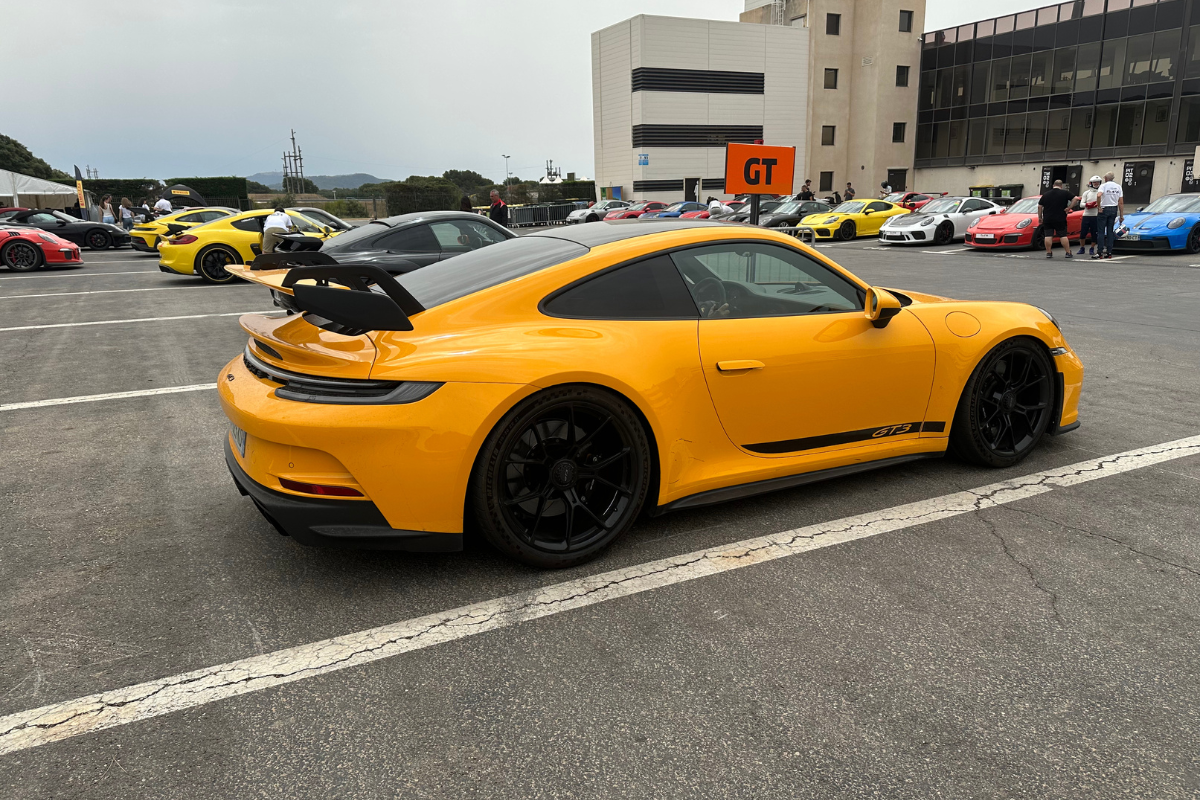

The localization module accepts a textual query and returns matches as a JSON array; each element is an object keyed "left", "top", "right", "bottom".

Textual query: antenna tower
[{"left": 282, "top": 130, "right": 306, "bottom": 195}]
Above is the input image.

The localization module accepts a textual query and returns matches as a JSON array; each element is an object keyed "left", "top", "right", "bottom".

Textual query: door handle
[{"left": 716, "top": 360, "right": 765, "bottom": 372}]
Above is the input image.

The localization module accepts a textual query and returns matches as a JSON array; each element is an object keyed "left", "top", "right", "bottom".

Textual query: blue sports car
[
  {"left": 1114, "top": 193, "right": 1200, "bottom": 253},
  {"left": 642, "top": 201, "right": 707, "bottom": 219}
]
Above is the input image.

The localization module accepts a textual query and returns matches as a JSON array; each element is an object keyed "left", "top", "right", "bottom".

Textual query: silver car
[
  {"left": 566, "top": 200, "right": 631, "bottom": 224},
  {"left": 878, "top": 196, "right": 1003, "bottom": 245}
]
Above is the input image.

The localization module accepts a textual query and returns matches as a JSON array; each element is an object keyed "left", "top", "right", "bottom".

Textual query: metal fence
[{"left": 505, "top": 203, "right": 582, "bottom": 228}]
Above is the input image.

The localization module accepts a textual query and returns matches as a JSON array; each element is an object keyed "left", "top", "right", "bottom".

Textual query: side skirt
[{"left": 653, "top": 452, "right": 944, "bottom": 515}]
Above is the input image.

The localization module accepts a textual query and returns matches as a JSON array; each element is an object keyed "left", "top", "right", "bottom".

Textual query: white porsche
[{"left": 878, "top": 196, "right": 1004, "bottom": 245}]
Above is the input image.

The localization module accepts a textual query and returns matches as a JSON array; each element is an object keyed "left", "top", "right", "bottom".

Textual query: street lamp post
[{"left": 502, "top": 154, "right": 511, "bottom": 202}]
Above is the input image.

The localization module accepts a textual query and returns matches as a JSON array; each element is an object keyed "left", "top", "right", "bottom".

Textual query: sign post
[
  {"left": 723, "top": 142, "right": 796, "bottom": 226},
  {"left": 73, "top": 165, "right": 87, "bottom": 220}
]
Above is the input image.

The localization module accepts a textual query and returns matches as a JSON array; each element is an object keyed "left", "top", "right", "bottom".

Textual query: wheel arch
[{"left": 0, "top": 237, "right": 44, "bottom": 269}]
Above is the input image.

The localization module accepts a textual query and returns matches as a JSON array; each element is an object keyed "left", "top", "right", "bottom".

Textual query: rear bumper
[
  {"left": 130, "top": 236, "right": 158, "bottom": 252},
  {"left": 225, "top": 438, "right": 462, "bottom": 552}
]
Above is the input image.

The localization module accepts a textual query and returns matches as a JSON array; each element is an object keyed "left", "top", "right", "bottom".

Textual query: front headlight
[
  {"left": 919, "top": 217, "right": 934, "bottom": 226},
  {"left": 824, "top": 216, "right": 839, "bottom": 225},
  {"left": 1016, "top": 218, "right": 1032, "bottom": 229},
  {"left": 968, "top": 219, "right": 978, "bottom": 229},
  {"left": 37, "top": 234, "right": 57, "bottom": 243},
  {"left": 1167, "top": 217, "right": 1187, "bottom": 229},
  {"left": 1035, "top": 306, "right": 1060, "bottom": 329}
]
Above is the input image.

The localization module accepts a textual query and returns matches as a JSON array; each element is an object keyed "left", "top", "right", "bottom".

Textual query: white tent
[{"left": 0, "top": 168, "right": 78, "bottom": 210}]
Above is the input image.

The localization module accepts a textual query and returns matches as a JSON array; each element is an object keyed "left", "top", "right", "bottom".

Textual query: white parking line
[
  {"left": 0, "top": 271, "right": 160, "bottom": 279},
  {"left": 0, "top": 286, "right": 244, "bottom": 300},
  {"left": 1, "top": 433, "right": 1197, "bottom": 756},
  {"left": 0, "top": 384, "right": 214, "bottom": 412},
  {"left": 70, "top": 259, "right": 161, "bottom": 265},
  {"left": 930, "top": 248, "right": 971, "bottom": 255},
  {"left": 0, "top": 311, "right": 272, "bottom": 333}
]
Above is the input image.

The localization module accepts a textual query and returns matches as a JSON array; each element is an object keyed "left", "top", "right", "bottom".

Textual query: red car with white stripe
[
  {"left": 964, "top": 196, "right": 1084, "bottom": 250},
  {"left": 0, "top": 226, "right": 83, "bottom": 271},
  {"left": 604, "top": 201, "right": 668, "bottom": 220}
]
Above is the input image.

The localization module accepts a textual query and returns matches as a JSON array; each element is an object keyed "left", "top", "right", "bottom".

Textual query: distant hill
[{"left": 245, "top": 171, "right": 390, "bottom": 191}]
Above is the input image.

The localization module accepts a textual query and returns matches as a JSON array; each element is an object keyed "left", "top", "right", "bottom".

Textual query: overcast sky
[{"left": 8, "top": 0, "right": 1049, "bottom": 184}]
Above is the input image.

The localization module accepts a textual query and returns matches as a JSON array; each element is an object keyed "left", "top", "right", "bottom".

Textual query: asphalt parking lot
[{"left": 1, "top": 235, "right": 1199, "bottom": 799}]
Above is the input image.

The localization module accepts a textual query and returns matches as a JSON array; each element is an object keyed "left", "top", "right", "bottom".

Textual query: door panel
[{"left": 698, "top": 311, "right": 937, "bottom": 456}]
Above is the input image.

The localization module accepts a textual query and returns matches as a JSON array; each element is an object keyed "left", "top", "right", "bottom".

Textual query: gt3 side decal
[{"left": 745, "top": 421, "right": 946, "bottom": 454}]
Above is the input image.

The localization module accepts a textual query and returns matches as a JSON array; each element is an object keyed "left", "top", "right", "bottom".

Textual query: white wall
[{"left": 915, "top": 157, "right": 1194, "bottom": 202}]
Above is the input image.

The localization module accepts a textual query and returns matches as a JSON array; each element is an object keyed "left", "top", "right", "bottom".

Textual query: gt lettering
[
  {"left": 743, "top": 158, "right": 778, "bottom": 187},
  {"left": 872, "top": 424, "right": 913, "bottom": 438}
]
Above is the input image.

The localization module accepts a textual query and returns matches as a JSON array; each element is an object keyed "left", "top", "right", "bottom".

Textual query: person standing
[
  {"left": 154, "top": 195, "right": 173, "bottom": 216},
  {"left": 1075, "top": 176, "right": 1102, "bottom": 257},
  {"left": 118, "top": 197, "right": 134, "bottom": 231},
  {"left": 261, "top": 206, "right": 294, "bottom": 254},
  {"left": 1097, "top": 171, "right": 1124, "bottom": 259},
  {"left": 489, "top": 189, "right": 509, "bottom": 227},
  {"left": 1037, "top": 180, "right": 1073, "bottom": 259},
  {"left": 844, "top": 182, "right": 856, "bottom": 201},
  {"left": 99, "top": 195, "right": 115, "bottom": 224},
  {"left": 799, "top": 180, "right": 814, "bottom": 201}
]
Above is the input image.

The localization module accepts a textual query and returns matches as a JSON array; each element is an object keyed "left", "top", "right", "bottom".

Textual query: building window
[
  {"left": 896, "top": 65, "right": 910, "bottom": 87},
  {"left": 821, "top": 125, "right": 836, "bottom": 146},
  {"left": 819, "top": 172, "right": 834, "bottom": 192},
  {"left": 824, "top": 68, "right": 838, "bottom": 89},
  {"left": 892, "top": 122, "right": 907, "bottom": 143},
  {"left": 826, "top": 13, "right": 840, "bottom": 36},
  {"left": 899, "top": 10, "right": 914, "bottom": 33}
]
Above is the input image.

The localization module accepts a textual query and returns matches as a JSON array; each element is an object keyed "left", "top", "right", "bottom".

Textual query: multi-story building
[
  {"left": 591, "top": 3, "right": 925, "bottom": 203},
  {"left": 913, "top": 0, "right": 1200, "bottom": 205}
]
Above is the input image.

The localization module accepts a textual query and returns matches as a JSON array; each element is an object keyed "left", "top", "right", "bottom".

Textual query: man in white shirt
[
  {"left": 1097, "top": 171, "right": 1124, "bottom": 260},
  {"left": 262, "top": 206, "right": 295, "bottom": 254},
  {"left": 153, "top": 196, "right": 173, "bottom": 216},
  {"left": 1075, "top": 175, "right": 1102, "bottom": 257}
]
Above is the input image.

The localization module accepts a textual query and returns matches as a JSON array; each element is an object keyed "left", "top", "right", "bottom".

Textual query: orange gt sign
[{"left": 723, "top": 142, "right": 796, "bottom": 195}]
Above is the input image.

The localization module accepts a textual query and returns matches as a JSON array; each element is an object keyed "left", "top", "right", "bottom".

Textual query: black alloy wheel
[
  {"left": 471, "top": 386, "right": 651, "bottom": 568},
  {"left": 196, "top": 245, "right": 241, "bottom": 283},
  {"left": 950, "top": 337, "right": 1054, "bottom": 468},
  {"left": 1186, "top": 224, "right": 1200, "bottom": 255},
  {"left": 1, "top": 241, "right": 44, "bottom": 271},
  {"left": 838, "top": 220, "right": 856, "bottom": 240},
  {"left": 86, "top": 229, "right": 111, "bottom": 250},
  {"left": 934, "top": 221, "right": 954, "bottom": 245}
]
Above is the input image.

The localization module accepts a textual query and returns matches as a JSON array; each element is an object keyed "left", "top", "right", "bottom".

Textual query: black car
[
  {"left": 755, "top": 200, "right": 835, "bottom": 229},
  {"left": 4, "top": 209, "right": 132, "bottom": 250},
  {"left": 278, "top": 210, "right": 515, "bottom": 273},
  {"left": 714, "top": 199, "right": 784, "bottom": 222}
]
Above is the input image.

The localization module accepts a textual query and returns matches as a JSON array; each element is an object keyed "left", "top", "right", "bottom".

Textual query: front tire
[
  {"left": 470, "top": 385, "right": 652, "bottom": 568},
  {"left": 195, "top": 245, "right": 241, "bottom": 284},
  {"left": 1185, "top": 224, "right": 1200, "bottom": 254},
  {"left": 837, "top": 220, "right": 856, "bottom": 240},
  {"left": 1032, "top": 229, "right": 1045, "bottom": 251},
  {"left": 950, "top": 337, "right": 1055, "bottom": 468},
  {"left": 586, "top": 214, "right": 599, "bottom": 223},
  {"left": 86, "top": 229, "right": 111, "bottom": 250},
  {"left": 1, "top": 241, "right": 44, "bottom": 271},
  {"left": 934, "top": 222, "right": 954, "bottom": 245}
]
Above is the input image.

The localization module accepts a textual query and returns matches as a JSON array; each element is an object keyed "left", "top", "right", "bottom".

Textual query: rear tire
[
  {"left": 1, "top": 240, "right": 44, "bottom": 271},
  {"left": 949, "top": 337, "right": 1055, "bottom": 468},
  {"left": 195, "top": 245, "right": 241, "bottom": 283},
  {"left": 86, "top": 230, "right": 111, "bottom": 250},
  {"left": 470, "top": 385, "right": 652, "bottom": 568},
  {"left": 837, "top": 220, "right": 856, "bottom": 240}
]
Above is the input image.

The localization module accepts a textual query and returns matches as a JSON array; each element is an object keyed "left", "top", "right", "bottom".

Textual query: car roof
[
  {"left": 365, "top": 210, "right": 494, "bottom": 229},
  {"left": 529, "top": 219, "right": 727, "bottom": 248}
]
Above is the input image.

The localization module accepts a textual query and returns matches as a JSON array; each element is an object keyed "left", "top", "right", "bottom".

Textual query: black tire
[
  {"left": 934, "top": 221, "right": 954, "bottom": 245},
  {"left": 1, "top": 240, "right": 44, "bottom": 272},
  {"left": 1032, "top": 229, "right": 1045, "bottom": 251},
  {"left": 195, "top": 245, "right": 241, "bottom": 284},
  {"left": 586, "top": 214, "right": 599, "bottom": 223},
  {"left": 86, "top": 229, "right": 111, "bottom": 250},
  {"left": 470, "top": 385, "right": 652, "bottom": 568},
  {"left": 837, "top": 220, "right": 856, "bottom": 240},
  {"left": 1185, "top": 224, "right": 1200, "bottom": 255},
  {"left": 950, "top": 337, "right": 1055, "bottom": 468}
]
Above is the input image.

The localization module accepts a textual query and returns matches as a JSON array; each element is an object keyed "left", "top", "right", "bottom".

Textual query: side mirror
[
  {"left": 56, "top": 219, "right": 67, "bottom": 225},
  {"left": 1137, "top": 206, "right": 1145, "bottom": 213},
  {"left": 863, "top": 209, "right": 873, "bottom": 215},
  {"left": 864, "top": 287, "right": 903, "bottom": 329},
  {"left": 322, "top": 226, "right": 333, "bottom": 235}
]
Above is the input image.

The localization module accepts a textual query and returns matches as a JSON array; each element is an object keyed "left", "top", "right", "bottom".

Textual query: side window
[
  {"left": 961, "top": 199, "right": 984, "bottom": 212},
  {"left": 866, "top": 201, "right": 889, "bottom": 212},
  {"left": 176, "top": 213, "right": 204, "bottom": 224},
  {"left": 543, "top": 255, "right": 698, "bottom": 320},
  {"left": 429, "top": 220, "right": 508, "bottom": 250},
  {"left": 671, "top": 243, "right": 863, "bottom": 319},
  {"left": 26, "top": 213, "right": 58, "bottom": 224},
  {"left": 910, "top": 194, "right": 929, "bottom": 203},
  {"left": 232, "top": 216, "right": 263, "bottom": 232},
  {"left": 286, "top": 213, "right": 321, "bottom": 233},
  {"left": 375, "top": 224, "right": 440, "bottom": 253}
]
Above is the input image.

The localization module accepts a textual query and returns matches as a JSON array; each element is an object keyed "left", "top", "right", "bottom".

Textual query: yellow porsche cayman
[
  {"left": 158, "top": 208, "right": 338, "bottom": 284},
  {"left": 798, "top": 199, "right": 911, "bottom": 241},
  {"left": 129, "top": 207, "right": 237, "bottom": 253},
  {"left": 219, "top": 220, "right": 1083, "bottom": 568}
]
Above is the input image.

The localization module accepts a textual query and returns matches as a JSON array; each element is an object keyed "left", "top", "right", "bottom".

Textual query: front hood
[
  {"left": 800, "top": 213, "right": 845, "bottom": 225},
  {"left": 886, "top": 213, "right": 932, "bottom": 228},
  {"left": 972, "top": 213, "right": 1031, "bottom": 232},
  {"left": 1126, "top": 211, "right": 1197, "bottom": 230},
  {"left": 567, "top": 210, "right": 588, "bottom": 219}
]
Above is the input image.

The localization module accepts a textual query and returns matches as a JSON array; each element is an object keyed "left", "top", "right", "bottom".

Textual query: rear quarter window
[{"left": 542, "top": 255, "right": 698, "bottom": 320}]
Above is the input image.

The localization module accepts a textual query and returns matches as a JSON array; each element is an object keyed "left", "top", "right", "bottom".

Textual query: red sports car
[
  {"left": 964, "top": 196, "right": 1083, "bottom": 250},
  {"left": 604, "top": 201, "right": 668, "bottom": 220},
  {"left": 883, "top": 191, "right": 945, "bottom": 211},
  {"left": 0, "top": 226, "right": 83, "bottom": 271},
  {"left": 679, "top": 209, "right": 711, "bottom": 219}
]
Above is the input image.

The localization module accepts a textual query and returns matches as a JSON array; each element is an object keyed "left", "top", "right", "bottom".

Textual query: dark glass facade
[{"left": 914, "top": 0, "right": 1200, "bottom": 169}]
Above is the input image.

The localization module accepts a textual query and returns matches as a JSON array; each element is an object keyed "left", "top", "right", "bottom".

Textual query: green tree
[
  {"left": 0, "top": 133, "right": 72, "bottom": 181},
  {"left": 442, "top": 169, "right": 493, "bottom": 195},
  {"left": 247, "top": 180, "right": 273, "bottom": 193}
]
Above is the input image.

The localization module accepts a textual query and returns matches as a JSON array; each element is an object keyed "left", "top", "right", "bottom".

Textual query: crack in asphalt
[{"left": 974, "top": 509, "right": 1064, "bottom": 623}]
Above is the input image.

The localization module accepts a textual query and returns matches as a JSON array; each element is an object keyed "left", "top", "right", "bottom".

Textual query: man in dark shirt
[
  {"left": 488, "top": 189, "right": 509, "bottom": 227},
  {"left": 1038, "top": 179, "right": 1073, "bottom": 259},
  {"left": 798, "top": 180, "right": 814, "bottom": 201}
]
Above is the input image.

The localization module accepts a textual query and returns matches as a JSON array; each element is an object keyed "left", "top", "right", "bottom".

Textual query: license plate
[
  {"left": 885, "top": 234, "right": 904, "bottom": 240},
  {"left": 231, "top": 425, "right": 247, "bottom": 458},
  {"left": 1123, "top": 233, "right": 1140, "bottom": 240},
  {"left": 975, "top": 234, "right": 995, "bottom": 241}
]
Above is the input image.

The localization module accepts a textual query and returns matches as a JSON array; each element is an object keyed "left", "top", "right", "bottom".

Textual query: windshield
[
  {"left": 920, "top": 198, "right": 962, "bottom": 214},
  {"left": 832, "top": 201, "right": 866, "bottom": 214},
  {"left": 772, "top": 202, "right": 802, "bottom": 215},
  {"left": 1008, "top": 197, "right": 1040, "bottom": 214},
  {"left": 598, "top": 201, "right": 624, "bottom": 210},
  {"left": 396, "top": 236, "right": 587, "bottom": 310},
  {"left": 628, "top": 203, "right": 650, "bottom": 211},
  {"left": 51, "top": 211, "right": 78, "bottom": 223},
  {"left": 1142, "top": 194, "right": 1200, "bottom": 213},
  {"left": 663, "top": 202, "right": 688, "bottom": 212},
  {"left": 884, "top": 193, "right": 907, "bottom": 202}
]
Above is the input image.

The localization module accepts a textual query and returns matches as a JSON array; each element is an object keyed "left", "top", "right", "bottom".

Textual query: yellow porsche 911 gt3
[
  {"left": 157, "top": 208, "right": 338, "bottom": 283},
  {"left": 219, "top": 220, "right": 1083, "bottom": 568},
  {"left": 129, "top": 207, "right": 237, "bottom": 253},
  {"left": 798, "top": 199, "right": 911, "bottom": 241}
]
